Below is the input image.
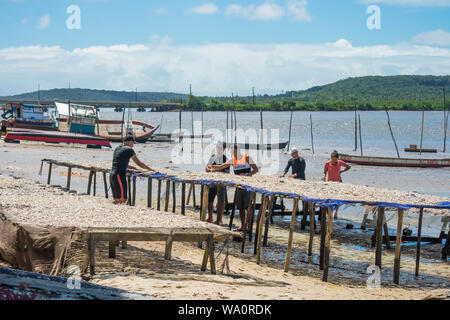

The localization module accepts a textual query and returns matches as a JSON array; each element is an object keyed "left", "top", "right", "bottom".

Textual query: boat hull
[
  {"left": 9, "top": 119, "right": 58, "bottom": 131},
  {"left": 5, "top": 128, "right": 111, "bottom": 147},
  {"left": 340, "top": 154, "right": 450, "bottom": 168}
]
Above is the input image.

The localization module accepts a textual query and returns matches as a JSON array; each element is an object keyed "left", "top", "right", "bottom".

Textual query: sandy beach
[{"left": 0, "top": 139, "right": 448, "bottom": 300}]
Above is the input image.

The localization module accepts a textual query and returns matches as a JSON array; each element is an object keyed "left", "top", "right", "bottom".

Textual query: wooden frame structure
[{"left": 41, "top": 159, "right": 449, "bottom": 284}]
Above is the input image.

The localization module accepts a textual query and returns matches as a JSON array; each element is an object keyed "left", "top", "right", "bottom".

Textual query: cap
[
  {"left": 124, "top": 134, "right": 136, "bottom": 142},
  {"left": 290, "top": 147, "right": 299, "bottom": 154}
]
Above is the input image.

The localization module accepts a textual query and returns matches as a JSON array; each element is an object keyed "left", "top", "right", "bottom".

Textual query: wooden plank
[
  {"left": 263, "top": 196, "right": 275, "bottom": 247},
  {"left": 147, "top": 177, "right": 152, "bottom": 208},
  {"left": 256, "top": 196, "right": 268, "bottom": 265},
  {"left": 322, "top": 207, "right": 334, "bottom": 282},
  {"left": 157, "top": 179, "right": 162, "bottom": 210},
  {"left": 393, "top": 209, "right": 404, "bottom": 284},
  {"left": 66, "top": 167, "right": 72, "bottom": 190},
  {"left": 415, "top": 208, "right": 424, "bottom": 277},
  {"left": 103, "top": 172, "right": 108, "bottom": 199},
  {"left": 308, "top": 202, "right": 315, "bottom": 259},
  {"left": 47, "top": 163, "right": 52, "bottom": 185},
  {"left": 181, "top": 182, "right": 186, "bottom": 215},
  {"left": 108, "top": 241, "right": 116, "bottom": 259},
  {"left": 164, "top": 180, "right": 170, "bottom": 212},
  {"left": 284, "top": 199, "right": 299, "bottom": 272},
  {"left": 241, "top": 192, "right": 256, "bottom": 253},
  {"left": 375, "top": 207, "right": 385, "bottom": 268}
]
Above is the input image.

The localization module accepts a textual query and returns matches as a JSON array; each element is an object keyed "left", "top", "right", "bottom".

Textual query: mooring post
[
  {"left": 256, "top": 195, "right": 268, "bottom": 265},
  {"left": 147, "top": 177, "right": 152, "bottom": 208},
  {"left": 164, "top": 179, "right": 170, "bottom": 212},
  {"left": 375, "top": 207, "right": 385, "bottom": 268},
  {"left": 66, "top": 167, "right": 72, "bottom": 190},
  {"left": 103, "top": 172, "right": 108, "bottom": 199},
  {"left": 172, "top": 181, "right": 176, "bottom": 213},
  {"left": 393, "top": 209, "right": 404, "bottom": 284},
  {"left": 181, "top": 182, "right": 186, "bottom": 215},
  {"left": 157, "top": 179, "right": 162, "bottom": 210},
  {"left": 322, "top": 207, "right": 334, "bottom": 282},
  {"left": 308, "top": 202, "right": 315, "bottom": 259},
  {"left": 241, "top": 192, "right": 256, "bottom": 253},
  {"left": 47, "top": 163, "right": 53, "bottom": 185},
  {"left": 284, "top": 198, "right": 299, "bottom": 272},
  {"left": 415, "top": 208, "right": 424, "bottom": 277}
]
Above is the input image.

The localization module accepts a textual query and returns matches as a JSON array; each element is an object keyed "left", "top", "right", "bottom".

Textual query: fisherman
[
  {"left": 110, "top": 134, "right": 155, "bottom": 204},
  {"left": 207, "top": 144, "right": 259, "bottom": 232},
  {"left": 322, "top": 150, "right": 351, "bottom": 182},
  {"left": 280, "top": 147, "right": 306, "bottom": 180},
  {"left": 0, "top": 120, "right": 8, "bottom": 139},
  {"left": 205, "top": 142, "right": 229, "bottom": 225}
]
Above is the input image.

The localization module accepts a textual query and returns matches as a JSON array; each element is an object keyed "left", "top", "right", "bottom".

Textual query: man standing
[
  {"left": 280, "top": 147, "right": 306, "bottom": 180},
  {"left": 207, "top": 145, "right": 258, "bottom": 232},
  {"left": 110, "top": 135, "right": 155, "bottom": 204},
  {"left": 205, "top": 142, "right": 229, "bottom": 225}
]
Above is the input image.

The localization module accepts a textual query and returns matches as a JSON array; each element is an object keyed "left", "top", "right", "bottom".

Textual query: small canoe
[
  {"left": 340, "top": 154, "right": 450, "bottom": 168},
  {"left": 404, "top": 145, "right": 437, "bottom": 153},
  {"left": 5, "top": 128, "right": 111, "bottom": 148},
  {"left": 224, "top": 141, "right": 288, "bottom": 150}
]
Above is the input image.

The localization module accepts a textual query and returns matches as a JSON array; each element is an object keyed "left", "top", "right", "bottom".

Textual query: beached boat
[
  {"left": 55, "top": 102, "right": 158, "bottom": 143},
  {"left": 404, "top": 144, "right": 437, "bottom": 153},
  {"left": 4, "top": 128, "right": 111, "bottom": 148},
  {"left": 340, "top": 154, "right": 450, "bottom": 168},
  {"left": 1, "top": 103, "right": 57, "bottom": 131},
  {"left": 223, "top": 141, "right": 288, "bottom": 150}
]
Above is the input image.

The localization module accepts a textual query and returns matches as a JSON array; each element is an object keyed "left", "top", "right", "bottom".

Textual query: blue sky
[{"left": 0, "top": 0, "right": 449, "bottom": 95}]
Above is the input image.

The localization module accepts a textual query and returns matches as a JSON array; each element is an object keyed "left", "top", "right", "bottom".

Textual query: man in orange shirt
[{"left": 322, "top": 150, "right": 351, "bottom": 182}]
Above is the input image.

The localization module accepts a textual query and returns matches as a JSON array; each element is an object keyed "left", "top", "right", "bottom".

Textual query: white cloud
[
  {"left": 187, "top": 3, "right": 219, "bottom": 15},
  {"left": 359, "top": 0, "right": 450, "bottom": 6},
  {"left": 153, "top": 7, "right": 168, "bottom": 15},
  {"left": 286, "top": 0, "right": 311, "bottom": 22},
  {"left": 0, "top": 39, "right": 449, "bottom": 96},
  {"left": 225, "top": 1, "right": 285, "bottom": 21},
  {"left": 412, "top": 30, "right": 450, "bottom": 46},
  {"left": 38, "top": 14, "right": 50, "bottom": 29}
]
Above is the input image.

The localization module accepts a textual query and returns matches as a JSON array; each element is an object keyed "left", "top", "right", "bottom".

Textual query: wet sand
[{"left": 0, "top": 140, "right": 449, "bottom": 300}]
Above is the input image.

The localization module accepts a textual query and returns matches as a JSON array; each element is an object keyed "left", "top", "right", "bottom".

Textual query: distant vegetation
[{"left": 2, "top": 75, "right": 449, "bottom": 111}]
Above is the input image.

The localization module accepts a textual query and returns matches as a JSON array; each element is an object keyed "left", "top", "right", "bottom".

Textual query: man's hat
[
  {"left": 124, "top": 134, "right": 136, "bottom": 142},
  {"left": 290, "top": 147, "right": 299, "bottom": 154}
]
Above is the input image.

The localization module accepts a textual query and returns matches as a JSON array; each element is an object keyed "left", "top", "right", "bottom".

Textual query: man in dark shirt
[
  {"left": 281, "top": 147, "right": 306, "bottom": 180},
  {"left": 110, "top": 135, "right": 154, "bottom": 204}
]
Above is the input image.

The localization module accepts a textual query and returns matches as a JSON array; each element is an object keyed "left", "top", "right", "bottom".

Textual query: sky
[{"left": 0, "top": 0, "right": 449, "bottom": 96}]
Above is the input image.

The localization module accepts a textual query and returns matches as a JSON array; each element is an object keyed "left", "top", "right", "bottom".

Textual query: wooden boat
[
  {"left": 224, "top": 141, "right": 288, "bottom": 150},
  {"left": 0, "top": 266, "right": 151, "bottom": 300},
  {"left": 1, "top": 103, "right": 57, "bottom": 131},
  {"left": 5, "top": 128, "right": 111, "bottom": 148},
  {"left": 404, "top": 144, "right": 437, "bottom": 153},
  {"left": 340, "top": 154, "right": 450, "bottom": 168}
]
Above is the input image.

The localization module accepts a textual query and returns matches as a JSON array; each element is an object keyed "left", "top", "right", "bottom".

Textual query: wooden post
[
  {"left": 126, "top": 174, "right": 131, "bottom": 206},
  {"left": 420, "top": 106, "right": 425, "bottom": 155},
  {"left": 385, "top": 108, "right": 400, "bottom": 158},
  {"left": 200, "top": 185, "right": 204, "bottom": 216},
  {"left": 103, "top": 172, "right": 108, "bottom": 199},
  {"left": 66, "top": 167, "right": 72, "bottom": 190},
  {"left": 87, "top": 170, "right": 94, "bottom": 195},
  {"left": 93, "top": 170, "right": 97, "bottom": 197},
  {"left": 132, "top": 176, "right": 136, "bottom": 206},
  {"left": 200, "top": 185, "right": 209, "bottom": 221},
  {"left": 319, "top": 208, "right": 327, "bottom": 270},
  {"left": 181, "top": 182, "right": 186, "bottom": 215},
  {"left": 284, "top": 198, "right": 299, "bottom": 272},
  {"left": 47, "top": 163, "right": 53, "bottom": 185},
  {"left": 322, "top": 207, "right": 334, "bottom": 282},
  {"left": 229, "top": 189, "right": 238, "bottom": 230},
  {"left": 358, "top": 114, "right": 363, "bottom": 156},
  {"left": 164, "top": 180, "right": 170, "bottom": 212},
  {"left": 308, "top": 202, "right": 315, "bottom": 259},
  {"left": 172, "top": 181, "right": 176, "bottom": 213},
  {"left": 108, "top": 241, "right": 116, "bottom": 259},
  {"left": 157, "top": 179, "right": 162, "bottom": 210},
  {"left": 241, "top": 192, "right": 256, "bottom": 253},
  {"left": 375, "top": 207, "right": 385, "bottom": 268},
  {"left": 165, "top": 234, "right": 174, "bottom": 260},
  {"left": 256, "top": 196, "right": 268, "bottom": 265},
  {"left": 192, "top": 184, "right": 197, "bottom": 207},
  {"left": 263, "top": 196, "right": 275, "bottom": 247},
  {"left": 122, "top": 241, "right": 127, "bottom": 249},
  {"left": 187, "top": 183, "right": 193, "bottom": 205},
  {"left": 300, "top": 201, "right": 308, "bottom": 230},
  {"left": 88, "top": 234, "right": 95, "bottom": 276},
  {"left": 354, "top": 105, "right": 358, "bottom": 151},
  {"left": 415, "top": 208, "right": 424, "bottom": 277},
  {"left": 208, "top": 234, "right": 216, "bottom": 274},
  {"left": 147, "top": 177, "right": 152, "bottom": 208},
  {"left": 383, "top": 222, "right": 391, "bottom": 249},
  {"left": 393, "top": 209, "right": 404, "bottom": 284}
]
